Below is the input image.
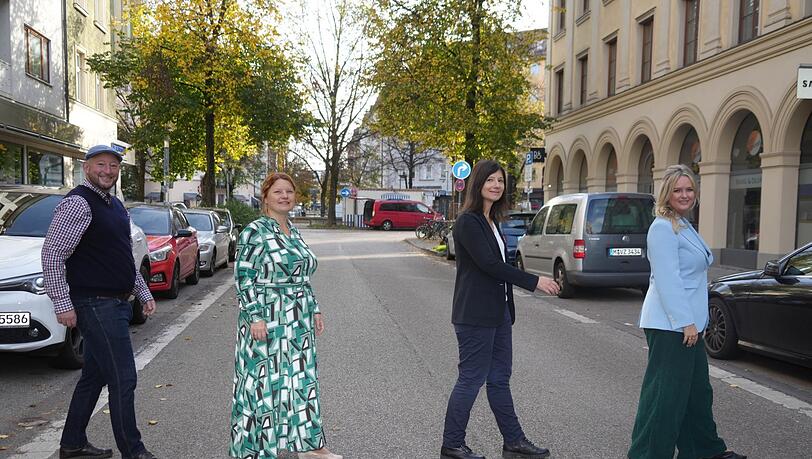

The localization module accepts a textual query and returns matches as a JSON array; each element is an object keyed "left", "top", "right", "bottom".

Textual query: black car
[{"left": 705, "top": 242, "right": 812, "bottom": 367}]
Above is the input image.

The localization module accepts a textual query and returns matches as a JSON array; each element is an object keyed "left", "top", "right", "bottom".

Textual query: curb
[{"left": 404, "top": 238, "right": 445, "bottom": 257}]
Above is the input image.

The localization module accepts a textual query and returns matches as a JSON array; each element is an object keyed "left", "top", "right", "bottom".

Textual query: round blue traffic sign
[
  {"left": 339, "top": 187, "right": 351, "bottom": 198},
  {"left": 452, "top": 160, "right": 471, "bottom": 180}
]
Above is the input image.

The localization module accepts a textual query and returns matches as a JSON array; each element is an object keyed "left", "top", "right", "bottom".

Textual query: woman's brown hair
[
  {"left": 460, "top": 159, "right": 509, "bottom": 222},
  {"left": 260, "top": 172, "right": 296, "bottom": 215}
]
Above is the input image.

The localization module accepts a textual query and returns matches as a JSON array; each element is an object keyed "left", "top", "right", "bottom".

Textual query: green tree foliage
[
  {"left": 366, "top": 0, "right": 550, "bottom": 167},
  {"left": 89, "top": 0, "right": 308, "bottom": 205}
]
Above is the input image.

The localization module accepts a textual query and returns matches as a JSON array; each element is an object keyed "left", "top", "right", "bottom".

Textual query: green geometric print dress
[{"left": 230, "top": 216, "right": 324, "bottom": 459}]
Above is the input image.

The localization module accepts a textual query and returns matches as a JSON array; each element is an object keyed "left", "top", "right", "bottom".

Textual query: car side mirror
[
  {"left": 176, "top": 229, "right": 193, "bottom": 238},
  {"left": 764, "top": 260, "right": 781, "bottom": 277},
  {"left": 216, "top": 225, "right": 229, "bottom": 234}
]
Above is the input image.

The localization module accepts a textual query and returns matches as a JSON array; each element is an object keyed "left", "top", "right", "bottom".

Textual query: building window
[
  {"left": 0, "top": 142, "right": 24, "bottom": 184},
  {"left": 727, "top": 113, "right": 762, "bottom": 251},
  {"left": 684, "top": 0, "right": 700, "bottom": 66},
  {"left": 640, "top": 17, "right": 654, "bottom": 83},
  {"left": 578, "top": 156, "right": 588, "bottom": 192},
  {"left": 738, "top": 0, "right": 759, "bottom": 44},
  {"left": 578, "top": 55, "right": 588, "bottom": 106},
  {"left": 27, "top": 151, "right": 64, "bottom": 186},
  {"left": 797, "top": 113, "right": 812, "bottom": 246},
  {"left": 605, "top": 148, "right": 617, "bottom": 191},
  {"left": 679, "top": 127, "right": 702, "bottom": 225},
  {"left": 75, "top": 50, "right": 87, "bottom": 102},
  {"left": 607, "top": 38, "right": 617, "bottom": 96},
  {"left": 582, "top": 0, "right": 590, "bottom": 15},
  {"left": 557, "top": 0, "right": 566, "bottom": 34},
  {"left": 25, "top": 26, "right": 50, "bottom": 83},
  {"left": 555, "top": 68, "right": 564, "bottom": 114},
  {"left": 637, "top": 139, "right": 654, "bottom": 194},
  {"left": 94, "top": 0, "right": 107, "bottom": 23},
  {"left": 94, "top": 73, "right": 103, "bottom": 109}
]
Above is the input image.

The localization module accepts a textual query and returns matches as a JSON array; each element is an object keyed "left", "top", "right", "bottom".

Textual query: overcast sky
[{"left": 515, "top": 0, "right": 549, "bottom": 31}]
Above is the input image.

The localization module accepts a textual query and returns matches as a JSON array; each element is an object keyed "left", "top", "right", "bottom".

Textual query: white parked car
[
  {"left": 182, "top": 209, "right": 230, "bottom": 276},
  {"left": 0, "top": 186, "right": 151, "bottom": 369}
]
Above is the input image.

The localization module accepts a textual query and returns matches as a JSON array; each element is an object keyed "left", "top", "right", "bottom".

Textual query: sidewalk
[{"left": 405, "top": 238, "right": 750, "bottom": 281}]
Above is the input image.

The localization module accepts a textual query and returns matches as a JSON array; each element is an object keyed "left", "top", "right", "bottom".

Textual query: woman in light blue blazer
[{"left": 628, "top": 165, "right": 745, "bottom": 459}]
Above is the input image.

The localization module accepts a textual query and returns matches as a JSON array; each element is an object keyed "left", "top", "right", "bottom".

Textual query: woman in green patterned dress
[{"left": 230, "top": 172, "right": 341, "bottom": 459}]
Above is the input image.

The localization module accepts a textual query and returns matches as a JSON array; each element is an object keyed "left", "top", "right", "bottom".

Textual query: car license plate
[
  {"left": 609, "top": 247, "right": 642, "bottom": 256},
  {"left": 0, "top": 312, "right": 31, "bottom": 328}
]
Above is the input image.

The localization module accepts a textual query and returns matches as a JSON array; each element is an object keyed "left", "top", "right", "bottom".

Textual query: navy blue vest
[{"left": 65, "top": 185, "right": 136, "bottom": 298}]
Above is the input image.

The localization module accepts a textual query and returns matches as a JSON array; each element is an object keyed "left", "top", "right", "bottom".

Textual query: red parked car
[
  {"left": 363, "top": 199, "right": 442, "bottom": 230},
  {"left": 128, "top": 205, "right": 200, "bottom": 298}
]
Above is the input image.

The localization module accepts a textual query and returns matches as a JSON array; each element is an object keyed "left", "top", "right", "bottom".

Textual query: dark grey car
[{"left": 516, "top": 192, "right": 655, "bottom": 298}]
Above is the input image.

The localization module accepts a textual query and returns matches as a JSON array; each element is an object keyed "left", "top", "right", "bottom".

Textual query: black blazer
[{"left": 451, "top": 211, "right": 539, "bottom": 326}]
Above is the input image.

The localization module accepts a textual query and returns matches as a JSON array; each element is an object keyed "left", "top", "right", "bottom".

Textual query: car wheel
[
  {"left": 166, "top": 263, "right": 181, "bottom": 298},
  {"left": 203, "top": 251, "right": 216, "bottom": 277},
  {"left": 554, "top": 260, "right": 575, "bottom": 299},
  {"left": 381, "top": 220, "right": 393, "bottom": 231},
  {"left": 130, "top": 263, "right": 149, "bottom": 325},
  {"left": 51, "top": 327, "right": 84, "bottom": 369},
  {"left": 228, "top": 242, "right": 236, "bottom": 262},
  {"left": 516, "top": 253, "right": 525, "bottom": 271},
  {"left": 704, "top": 297, "right": 739, "bottom": 359},
  {"left": 186, "top": 255, "right": 201, "bottom": 284},
  {"left": 446, "top": 242, "right": 455, "bottom": 260}
]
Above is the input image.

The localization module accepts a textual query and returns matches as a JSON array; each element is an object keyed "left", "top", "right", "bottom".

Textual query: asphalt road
[{"left": 1, "top": 229, "right": 810, "bottom": 458}]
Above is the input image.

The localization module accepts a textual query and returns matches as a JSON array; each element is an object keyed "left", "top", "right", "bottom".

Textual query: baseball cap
[{"left": 85, "top": 144, "right": 124, "bottom": 161}]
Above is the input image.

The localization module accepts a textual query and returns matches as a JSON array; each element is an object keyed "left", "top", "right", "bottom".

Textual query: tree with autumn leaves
[
  {"left": 366, "top": 0, "right": 550, "bottom": 168},
  {"left": 90, "top": 0, "right": 308, "bottom": 206}
]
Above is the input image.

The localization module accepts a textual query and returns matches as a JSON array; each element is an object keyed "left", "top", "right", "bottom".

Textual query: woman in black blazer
[{"left": 441, "top": 160, "right": 559, "bottom": 459}]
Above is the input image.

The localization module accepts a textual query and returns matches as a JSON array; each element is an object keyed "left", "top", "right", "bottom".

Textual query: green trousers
[{"left": 628, "top": 329, "right": 727, "bottom": 459}]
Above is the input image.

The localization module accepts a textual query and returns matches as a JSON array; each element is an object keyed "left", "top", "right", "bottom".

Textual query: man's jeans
[
  {"left": 443, "top": 309, "right": 525, "bottom": 448},
  {"left": 61, "top": 297, "right": 145, "bottom": 458}
]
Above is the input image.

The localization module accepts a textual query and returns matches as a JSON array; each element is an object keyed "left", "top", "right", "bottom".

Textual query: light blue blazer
[{"left": 638, "top": 216, "right": 714, "bottom": 332}]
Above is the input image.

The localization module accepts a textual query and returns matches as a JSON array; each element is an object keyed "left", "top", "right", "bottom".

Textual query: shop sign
[
  {"left": 730, "top": 173, "right": 762, "bottom": 190},
  {"left": 798, "top": 65, "right": 812, "bottom": 99}
]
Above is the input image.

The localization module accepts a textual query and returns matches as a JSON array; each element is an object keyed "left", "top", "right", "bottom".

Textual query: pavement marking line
[
  {"left": 553, "top": 308, "right": 598, "bottom": 324},
  {"left": 10, "top": 282, "right": 234, "bottom": 459},
  {"left": 318, "top": 253, "right": 424, "bottom": 261},
  {"left": 708, "top": 365, "right": 812, "bottom": 419}
]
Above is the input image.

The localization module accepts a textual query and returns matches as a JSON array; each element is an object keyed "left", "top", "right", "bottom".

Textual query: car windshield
[
  {"left": 214, "top": 210, "right": 231, "bottom": 225},
  {"left": 186, "top": 213, "right": 213, "bottom": 231},
  {"left": 586, "top": 197, "right": 654, "bottom": 234},
  {"left": 502, "top": 214, "right": 534, "bottom": 229},
  {"left": 0, "top": 192, "right": 63, "bottom": 237},
  {"left": 129, "top": 207, "right": 170, "bottom": 235}
]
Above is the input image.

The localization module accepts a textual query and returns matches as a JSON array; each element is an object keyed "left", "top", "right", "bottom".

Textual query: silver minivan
[{"left": 516, "top": 192, "right": 655, "bottom": 298}]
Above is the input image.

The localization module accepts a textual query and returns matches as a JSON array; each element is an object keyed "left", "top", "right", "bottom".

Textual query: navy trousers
[
  {"left": 443, "top": 309, "right": 524, "bottom": 448},
  {"left": 61, "top": 297, "right": 146, "bottom": 458}
]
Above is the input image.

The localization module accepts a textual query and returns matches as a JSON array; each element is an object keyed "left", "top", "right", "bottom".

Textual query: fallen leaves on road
[
  {"left": 103, "top": 409, "right": 110, "bottom": 414},
  {"left": 0, "top": 434, "right": 9, "bottom": 439},
  {"left": 155, "top": 384, "right": 163, "bottom": 388},
  {"left": 160, "top": 398, "right": 167, "bottom": 401},
  {"left": 148, "top": 420, "right": 158, "bottom": 426},
  {"left": 17, "top": 419, "right": 47, "bottom": 428}
]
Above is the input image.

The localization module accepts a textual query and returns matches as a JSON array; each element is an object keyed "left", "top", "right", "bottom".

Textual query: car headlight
[
  {"left": 149, "top": 245, "right": 172, "bottom": 262},
  {"left": 0, "top": 273, "right": 47, "bottom": 295},
  {"left": 199, "top": 243, "right": 213, "bottom": 253}
]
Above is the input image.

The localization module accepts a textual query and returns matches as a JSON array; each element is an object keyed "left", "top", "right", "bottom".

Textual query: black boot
[
  {"left": 502, "top": 438, "right": 550, "bottom": 459},
  {"left": 441, "top": 444, "right": 486, "bottom": 459}
]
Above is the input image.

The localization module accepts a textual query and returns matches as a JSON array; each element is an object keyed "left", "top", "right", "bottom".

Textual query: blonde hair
[{"left": 656, "top": 164, "right": 698, "bottom": 233}]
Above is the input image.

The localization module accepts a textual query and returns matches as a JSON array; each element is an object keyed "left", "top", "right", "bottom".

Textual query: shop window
[
  {"left": 679, "top": 127, "right": 702, "bottom": 225},
  {"left": 797, "top": 113, "right": 812, "bottom": 246},
  {"left": 72, "top": 159, "right": 85, "bottom": 186},
  {"left": 727, "top": 113, "right": 762, "bottom": 251},
  {"left": 578, "top": 156, "right": 588, "bottom": 192},
  {"left": 637, "top": 139, "right": 654, "bottom": 194},
  {"left": 27, "top": 151, "right": 64, "bottom": 186},
  {"left": 605, "top": 148, "right": 617, "bottom": 191},
  {"left": 555, "top": 165, "right": 564, "bottom": 195},
  {"left": 0, "top": 142, "right": 24, "bottom": 184}
]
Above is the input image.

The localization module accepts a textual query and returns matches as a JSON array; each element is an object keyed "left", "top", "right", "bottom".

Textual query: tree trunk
[
  {"left": 319, "top": 171, "right": 328, "bottom": 217},
  {"left": 463, "top": 0, "right": 483, "bottom": 166},
  {"left": 136, "top": 150, "right": 146, "bottom": 201},
  {"left": 407, "top": 141, "right": 415, "bottom": 188},
  {"left": 200, "top": 109, "right": 216, "bottom": 207},
  {"left": 327, "top": 147, "right": 341, "bottom": 226}
]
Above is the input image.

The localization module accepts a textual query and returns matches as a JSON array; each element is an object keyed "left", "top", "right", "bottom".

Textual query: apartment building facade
[
  {"left": 544, "top": 0, "right": 812, "bottom": 268},
  {"left": 0, "top": 0, "right": 79, "bottom": 186}
]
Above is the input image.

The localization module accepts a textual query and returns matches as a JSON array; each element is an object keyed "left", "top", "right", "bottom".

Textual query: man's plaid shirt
[{"left": 41, "top": 180, "right": 153, "bottom": 314}]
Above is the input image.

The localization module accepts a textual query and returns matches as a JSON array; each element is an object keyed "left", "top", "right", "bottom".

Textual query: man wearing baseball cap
[{"left": 42, "top": 145, "right": 158, "bottom": 459}]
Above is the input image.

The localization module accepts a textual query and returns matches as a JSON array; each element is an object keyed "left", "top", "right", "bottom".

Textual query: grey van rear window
[{"left": 586, "top": 197, "right": 654, "bottom": 234}]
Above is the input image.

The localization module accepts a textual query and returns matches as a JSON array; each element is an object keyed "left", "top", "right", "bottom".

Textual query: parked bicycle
[{"left": 415, "top": 218, "right": 453, "bottom": 240}]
